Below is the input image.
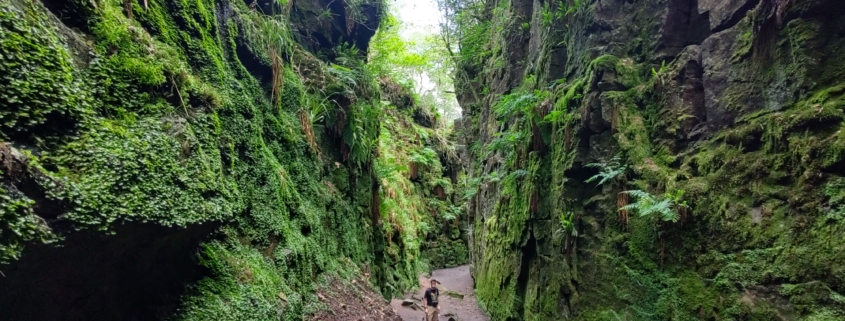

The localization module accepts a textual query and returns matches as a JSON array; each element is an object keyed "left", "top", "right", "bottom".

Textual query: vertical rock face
[
  {"left": 456, "top": 0, "right": 845, "bottom": 319},
  {"left": 0, "top": 0, "right": 407, "bottom": 320}
]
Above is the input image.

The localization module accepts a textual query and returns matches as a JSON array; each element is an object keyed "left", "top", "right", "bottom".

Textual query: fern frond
[
  {"left": 493, "top": 93, "right": 538, "bottom": 119},
  {"left": 619, "top": 203, "right": 639, "bottom": 212},
  {"left": 621, "top": 189, "right": 652, "bottom": 199},
  {"left": 584, "top": 153, "right": 628, "bottom": 186},
  {"left": 621, "top": 190, "right": 684, "bottom": 222}
]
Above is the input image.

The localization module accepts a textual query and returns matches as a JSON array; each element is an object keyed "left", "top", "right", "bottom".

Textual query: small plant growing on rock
[
  {"left": 651, "top": 60, "right": 668, "bottom": 86},
  {"left": 651, "top": 60, "right": 667, "bottom": 78},
  {"left": 585, "top": 153, "right": 627, "bottom": 187},
  {"left": 585, "top": 154, "right": 631, "bottom": 224},
  {"left": 620, "top": 189, "right": 688, "bottom": 223},
  {"left": 554, "top": 0, "right": 580, "bottom": 22},
  {"left": 520, "top": 22, "right": 531, "bottom": 32},
  {"left": 541, "top": 2, "right": 554, "bottom": 27},
  {"left": 554, "top": 210, "right": 577, "bottom": 237},
  {"left": 554, "top": 208, "right": 578, "bottom": 253}
]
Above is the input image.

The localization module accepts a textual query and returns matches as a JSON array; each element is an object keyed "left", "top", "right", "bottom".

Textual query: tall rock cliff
[
  {"left": 455, "top": 0, "right": 845, "bottom": 319},
  {"left": 0, "top": 0, "right": 461, "bottom": 320}
]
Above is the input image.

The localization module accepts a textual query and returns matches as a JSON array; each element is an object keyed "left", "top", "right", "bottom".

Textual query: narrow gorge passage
[
  {"left": 3, "top": 0, "right": 845, "bottom": 320},
  {"left": 390, "top": 265, "right": 488, "bottom": 321}
]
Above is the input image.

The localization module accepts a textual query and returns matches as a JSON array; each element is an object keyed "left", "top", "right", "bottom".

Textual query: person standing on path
[{"left": 423, "top": 279, "right": 440, "bottom": 321}]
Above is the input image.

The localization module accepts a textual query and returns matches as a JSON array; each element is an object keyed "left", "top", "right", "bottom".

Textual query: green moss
[
  {"left": 0, "top": 2, "right": 91, "bottom": 139},
  {"left": 588, "top": 55, "right": 620, "bottom": 71},
  {"left": 177, "top": 237, "right": 317, "bottom": 321},
  {"left": 732, "top": 18, "right": 754, "bottom": 63},
  {"left": 804, "top": 308, "right": 845, "bottom": 321},
  {"left": 47, "top": 116, "right": 236, "bottom": 228},
  {"left": 424, "top": 237, "right": 468, "bottom": 269},
  {"left": 373, "top": 102, "right": 466, "bottom": 288},
  {"left": 0, "top": 182, "right": 57, "bottom": 263},
  {"left": 0, "top": 0, "right": 436, "bottom": 318},
  {"left": 456, "top": 0, "right": 845, "bottom": 318}
]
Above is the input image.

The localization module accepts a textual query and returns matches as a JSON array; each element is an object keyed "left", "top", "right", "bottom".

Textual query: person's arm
[{"left": 423, "top": 290, "right": 428, "bottom": 311}]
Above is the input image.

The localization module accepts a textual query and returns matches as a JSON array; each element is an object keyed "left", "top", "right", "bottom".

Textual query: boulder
[
  {"left": 445, "top": 291, "right": 465, "bottom": 299},
  {"left": 401, "top": 299, "right": 423, "bottom": 311},
  {"left": 700, "top": 23, "right": 752, "bottom": 130}
]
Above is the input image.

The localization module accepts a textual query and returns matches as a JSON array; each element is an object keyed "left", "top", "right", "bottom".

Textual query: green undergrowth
[{"left": 178, "top": 233, "right": 323, "bottom": 320}]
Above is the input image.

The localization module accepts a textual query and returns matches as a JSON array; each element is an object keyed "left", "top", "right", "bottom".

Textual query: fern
[
  {"left": 327, "top": 64, "right": 358, "bottom": 96},
  {"left": 430, "top": 177, "right": 453, "bottom": 189},
  {"left": 620, "top": 190, "right": 688, "bottom": 223},
  {"left": 409, "top": 147, "right": 438, "bottom": 166},
  {"left": 585, "top": 153, "right": 627, "bottom": 187},
  {"left": 520, "top": 22, "right": 531, "bottom": 32},
  {"left": 484, "top": 171, "right": 504, "bottom": 183},
  {"left": 484, "top": 130, "right": 526, "bottom": 159},
  {"left": 462, "top": 176, "right": 482, "bottom": 200},
  {"left": 509, "top": 169, "right": 530, "bottom": 180},
  {"left": 492, "top": 92, "right": 538, "bottom": 120},
  {"left": 341, "top": 101, "right": 380, "bottom": 165},
  {"left": 416, "top": 127, "right": 431, "bottom": 142},
  {"left": 501, "top": 169, "right": 531, "bottom": 186},
  {"left": 375, "top": 155, "right": 408, "bottom": 179},
  {"left": 441, "top": 204, "right": 462, "bottom": 221},
  {"left": 470, "top": 141, "right": 482, "bottom": 157},
  {"left": 543, "top": 109, "right": 575, "bottom": 125}
]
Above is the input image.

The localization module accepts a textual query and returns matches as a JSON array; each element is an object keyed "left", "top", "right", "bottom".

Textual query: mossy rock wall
[
  {"left": 456, "top": 0, "right": 845, "bottom": 320},
  {"left": 375, "top": 80, "right": 469, "bottom": 271},
  {"left": 0, "top": 0, "right": 441, "bottom": 319}
]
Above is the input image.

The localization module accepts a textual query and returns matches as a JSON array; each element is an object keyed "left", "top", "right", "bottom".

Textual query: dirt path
[{"left": 390, "top": 265, "right": 488, "bottom": 321}]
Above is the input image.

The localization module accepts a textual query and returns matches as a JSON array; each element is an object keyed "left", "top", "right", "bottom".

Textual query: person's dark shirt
[{"left": 424, "top": 287, "right": 440, "bottom": 307}]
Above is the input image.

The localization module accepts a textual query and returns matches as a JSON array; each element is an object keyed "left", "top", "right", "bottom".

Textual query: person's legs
[{"left": 426, "top": 308, "right": 438, "bottom": 321}]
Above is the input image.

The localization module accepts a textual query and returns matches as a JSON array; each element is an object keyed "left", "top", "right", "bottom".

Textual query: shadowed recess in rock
[{"left": 0, "top": 222, "right": 218, "bottom": 321}]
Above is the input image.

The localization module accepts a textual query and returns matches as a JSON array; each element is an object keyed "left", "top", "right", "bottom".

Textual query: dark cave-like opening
[
  {"left": 0, "top": 222, "right": 218, "bottom": 321},
  {"left": 39, "top": 0, "right": 91, "bottom": 31},
  {"left": 514, "top": 233, "right": 537, "bottom": 318},
  {"left": 235, "top": 32, "right": 274, "bottom": 85}
]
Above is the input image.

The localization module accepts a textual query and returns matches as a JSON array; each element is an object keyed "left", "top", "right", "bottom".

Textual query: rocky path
[{"left": 390, "top": 265, "right": 488, "bottom": 321}]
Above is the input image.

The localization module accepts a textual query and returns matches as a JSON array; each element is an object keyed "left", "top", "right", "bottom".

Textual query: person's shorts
[{"left": 425, "top": 307, "right": 439, "bottom": 321}]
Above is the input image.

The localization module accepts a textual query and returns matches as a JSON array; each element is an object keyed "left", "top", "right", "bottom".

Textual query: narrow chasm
[{"left": 6, "top": 0, "right": 845, "bottom": 320}]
